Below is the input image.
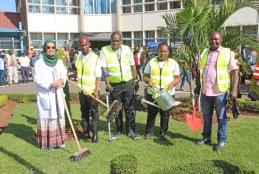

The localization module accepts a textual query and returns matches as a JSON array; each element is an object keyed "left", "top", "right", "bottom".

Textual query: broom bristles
[
  {"left": 106, "top": 100, "right": 123, "bottom": 123},
  {"left": 71, "top": 148, "right": 90, "bottom": 162}
]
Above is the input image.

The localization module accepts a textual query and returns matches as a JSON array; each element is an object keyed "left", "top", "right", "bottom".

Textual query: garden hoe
[
  {"left": 185, "top": 95, "right": 202, "bottom": 131},
  {"left": 67, "top": 79, "right": 122, "bottom": 129},
  {"left": 54, "top": 68, "right": 90, "bottom": 162}
]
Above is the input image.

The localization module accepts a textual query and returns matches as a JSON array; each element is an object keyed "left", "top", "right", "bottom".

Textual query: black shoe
[
  {"left": 196, "top": 139, "right": 211, "bottom": 145},
  {"left": 144, "top": 133, "right": 152, "bottom": 141},
  {"left": 159, "top": 133, "right": 167, "bottom": 141},
  {"left": 128, "top": 132, "right": 141, "bottom": 140},
  {"left": 213, "top": 141, "right": 225, "bottom": 151}
]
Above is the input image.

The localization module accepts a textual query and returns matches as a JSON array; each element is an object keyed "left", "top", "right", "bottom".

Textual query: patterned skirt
[
  {"left": 36, "top": 89, "right": 67, "bottom": 149},
  {"left": 36, "top": 117, "right": 67, "bottom": 149}
]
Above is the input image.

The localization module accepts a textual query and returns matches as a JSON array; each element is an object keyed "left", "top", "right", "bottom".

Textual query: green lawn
[{"left": 0, "top": 103, "right": 258, "bottom": 173}]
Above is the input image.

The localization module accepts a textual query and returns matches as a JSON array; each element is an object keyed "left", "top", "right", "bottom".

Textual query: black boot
[
  {"left": 82, "top": 118, "right": 90, "bottom": 139},
  {"left": 126, "top": 115, "right": 141, "bottom": 140},
  {"left": 91, "top": 122, "right": 98, "bottom": 144}
]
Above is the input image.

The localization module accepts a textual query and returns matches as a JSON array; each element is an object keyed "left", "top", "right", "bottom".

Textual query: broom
[
  {"left": 54, "top": 68, "right": 90, "bottom": 162},
  {"left": 67, "top": 79, "right": 122, "bottom": 126}
]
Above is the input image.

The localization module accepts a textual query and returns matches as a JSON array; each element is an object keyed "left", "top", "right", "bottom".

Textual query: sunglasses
[{"left": 46, "top": 46, "right": 55, "bottom": 49}]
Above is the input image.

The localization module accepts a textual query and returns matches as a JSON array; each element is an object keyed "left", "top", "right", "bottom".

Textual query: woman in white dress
[{"left": 34, "top": 40, "right": 67, "bottom": 149}]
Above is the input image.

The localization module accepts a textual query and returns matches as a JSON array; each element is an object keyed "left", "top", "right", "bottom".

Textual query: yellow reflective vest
[
  {"left": 6, "top": 54, "right": 17, "bottom": 66},
  {"left": 76, "top": 52, "right": 98, "bottom": 95},
  {"left": 200, "top": 47, "right": 232, "bottom": 93},
  {"left": 102, "top": 45, "right": 133, "bottom": 83},
  {"left": 149, "top": 57, "right": 176, "bottom": 92}
]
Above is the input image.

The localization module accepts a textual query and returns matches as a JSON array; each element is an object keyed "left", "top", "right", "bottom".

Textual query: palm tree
[{"left": 158, "top": 0, "right": 259, "bottom": 106}]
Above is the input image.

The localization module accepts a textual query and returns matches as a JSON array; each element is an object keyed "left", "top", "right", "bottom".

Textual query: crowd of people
[{"left": 3, "top": 30, "right": 258, "bottom": 152}]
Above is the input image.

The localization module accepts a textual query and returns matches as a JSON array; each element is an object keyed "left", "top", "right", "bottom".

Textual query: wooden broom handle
[
  {"left": 67, "top": 79, "right": 109, "bottom": 108},
  {"left": 54, "top": 67, "right": 82, "bottom": 151}
]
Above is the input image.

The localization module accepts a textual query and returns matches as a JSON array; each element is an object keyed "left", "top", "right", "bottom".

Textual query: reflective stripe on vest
[
  {"left": 102, "top": 45, "right": 133, "bottom": 83},
  {"left": 200, "top": 47, "right": 231, "bottom": 92},
  {"left": 76, "top": 53, "right": 98, "bottom": 95},
  {"left": 149, "top": 57, "right": 176, "bottom": 92}
]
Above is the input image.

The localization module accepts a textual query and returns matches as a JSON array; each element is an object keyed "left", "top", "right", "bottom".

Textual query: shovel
[{"left": 185, "top": 95, "right": 202, "bottom": 131}]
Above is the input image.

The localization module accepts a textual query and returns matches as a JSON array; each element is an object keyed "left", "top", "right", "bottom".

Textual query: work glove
[{"left": 232, "top": 99, "right": 240, "bottom": 119}]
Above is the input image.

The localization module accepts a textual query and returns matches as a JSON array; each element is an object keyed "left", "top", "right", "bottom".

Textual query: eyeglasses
[{"left": 46, "top": 46, "right": 55, "bottom": 49}]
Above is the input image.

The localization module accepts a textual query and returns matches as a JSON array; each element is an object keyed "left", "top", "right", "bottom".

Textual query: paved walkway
[
  {"left": 0, "top": 78, "right": 250, "bottom": 100},
  {"left": 0, "top": 72, "right": 251, "bottom": 100}
]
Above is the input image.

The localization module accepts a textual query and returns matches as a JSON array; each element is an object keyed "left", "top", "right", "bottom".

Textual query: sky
[{"left": 0, "top": 0, "right": 16, "bottom": 12}]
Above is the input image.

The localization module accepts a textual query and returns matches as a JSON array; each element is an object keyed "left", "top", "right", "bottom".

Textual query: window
[
  {"left": 145, "top": 0, "right": 154, "bottom": 2},
  {"left": 69, "top": 0, "right": 78, "bottom": 6},
  {"left": 30, "top": 33, "right": 42, "bottom": 49},
  {"left": 57, "top": 33, "right": 68, "bottom": 40},
  {"left": 122, "top": 6, "right": 131, "bottom": 13},
  {"left": 122, "top": 32, "right": 132, "bottom": 47},
  {"left": 42, "top": 0, "right": 54, "bottom": 5},
  {"left": 157, "top": 31, "right": 167, "bottom": 43},
  {"left": 122, "top": 0, "right": 131, "bottom": 5},
  {"left": 56, "top": 7, "right": 67, "bottom": 14},
  {"left": 170, "top": 1, "right": 181, "bottom": 9},
  {"left": 157, "top": 2, "right": 167, "bottom": 10},
  {"left": 28, "top": 5, "right": 40, "bottom": 13},
  {"left": 70, "top": 33, "right": 79, "bottom": 39},
  {"left": 134, "top": 5, "right": 142, "bottom": 12},
  {"left": 146, "top": 31, "right": 155, "bottom": 43},
  {"left": 85, "top": 0, "right": 93, "bottom": 14},
  {"left": 30, "top": 33, "right": 42, "bottom": 40},
  {"left": 145, "top": 3, "right": 154, "bottom": 11},
  {"left": 57, "top": 33, "right": 68, "bottom": 48},
  {"left": 42, "top": 6, "right": 54, "bottom": 13},
  {"left": 56, "top": 0, "right": 67, "bottom": 5},
  {"left": 134, "top": 31, "right": 143, "bottom": 47},
  {"left": 134, "top": 0, "right": 142, "bottom": 3},
  {"left": 95, "top": 0, "right": 110, "bottom": 14},
  {"left": 44, "top": 33, "right": 55, "bottom": 40},
  {"left": 111, "top": 0, "right": 116, "bottom": 13},
  {"left": 69, "top": 7, "right": 79, "bottom": 14},
  {"left": 27, "top": 0, "right": 40, "bottom": 4}
]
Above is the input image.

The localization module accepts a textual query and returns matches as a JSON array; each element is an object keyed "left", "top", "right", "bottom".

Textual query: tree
[{"left": 158, "top": 0, "right": 259, "bottom": 106}]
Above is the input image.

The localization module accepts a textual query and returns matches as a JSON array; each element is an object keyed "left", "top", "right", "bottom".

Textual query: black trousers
[
  {"left": 145, "top": 93, "right": 170, "bottom": 135},
  {"left": 110, "top": 79, "right": 135, "bottom": 133},
  {"left": 79, "top": 91, "right": 99, "bottom": 123}
]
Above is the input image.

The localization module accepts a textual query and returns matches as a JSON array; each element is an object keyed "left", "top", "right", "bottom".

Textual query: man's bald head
[{"left": 79, "top": 35, "right": 91, "bottom": 55}]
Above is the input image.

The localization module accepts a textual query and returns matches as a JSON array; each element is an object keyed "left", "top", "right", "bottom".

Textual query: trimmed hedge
[
  {"left": 0, "top": 95, "right": 8, "bottom": 108},
  {"left": 6, "top": 94, "right": 37, "bottom": 103}
]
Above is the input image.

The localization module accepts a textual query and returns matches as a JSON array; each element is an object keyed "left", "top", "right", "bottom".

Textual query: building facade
[{"left": 14, "top": 0, "right": 259, "bottom": 54}]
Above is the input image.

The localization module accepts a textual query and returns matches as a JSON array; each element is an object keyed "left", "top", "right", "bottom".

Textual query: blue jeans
[
  {"left": 0, "top": 69, "right": 6, "bottom": 85},
  {"left": 180, "top": 69, "right": 191, "bottom": 89},
  {"left": 200, "top": 92, "right": 228, "bottom": 142}
]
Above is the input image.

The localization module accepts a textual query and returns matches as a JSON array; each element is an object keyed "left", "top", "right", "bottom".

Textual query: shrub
[
  {"left": 0, "top": 95, "right": 8, "bottom": 108},
  {"left": 179, "top": 96, "right": 192, "bottom": 105},
  {"left": 110, "top": 154, "right": 138, "bottom": 174},
  {"left": 6, "top": 94, "right": 37, "bottom": 103}
]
